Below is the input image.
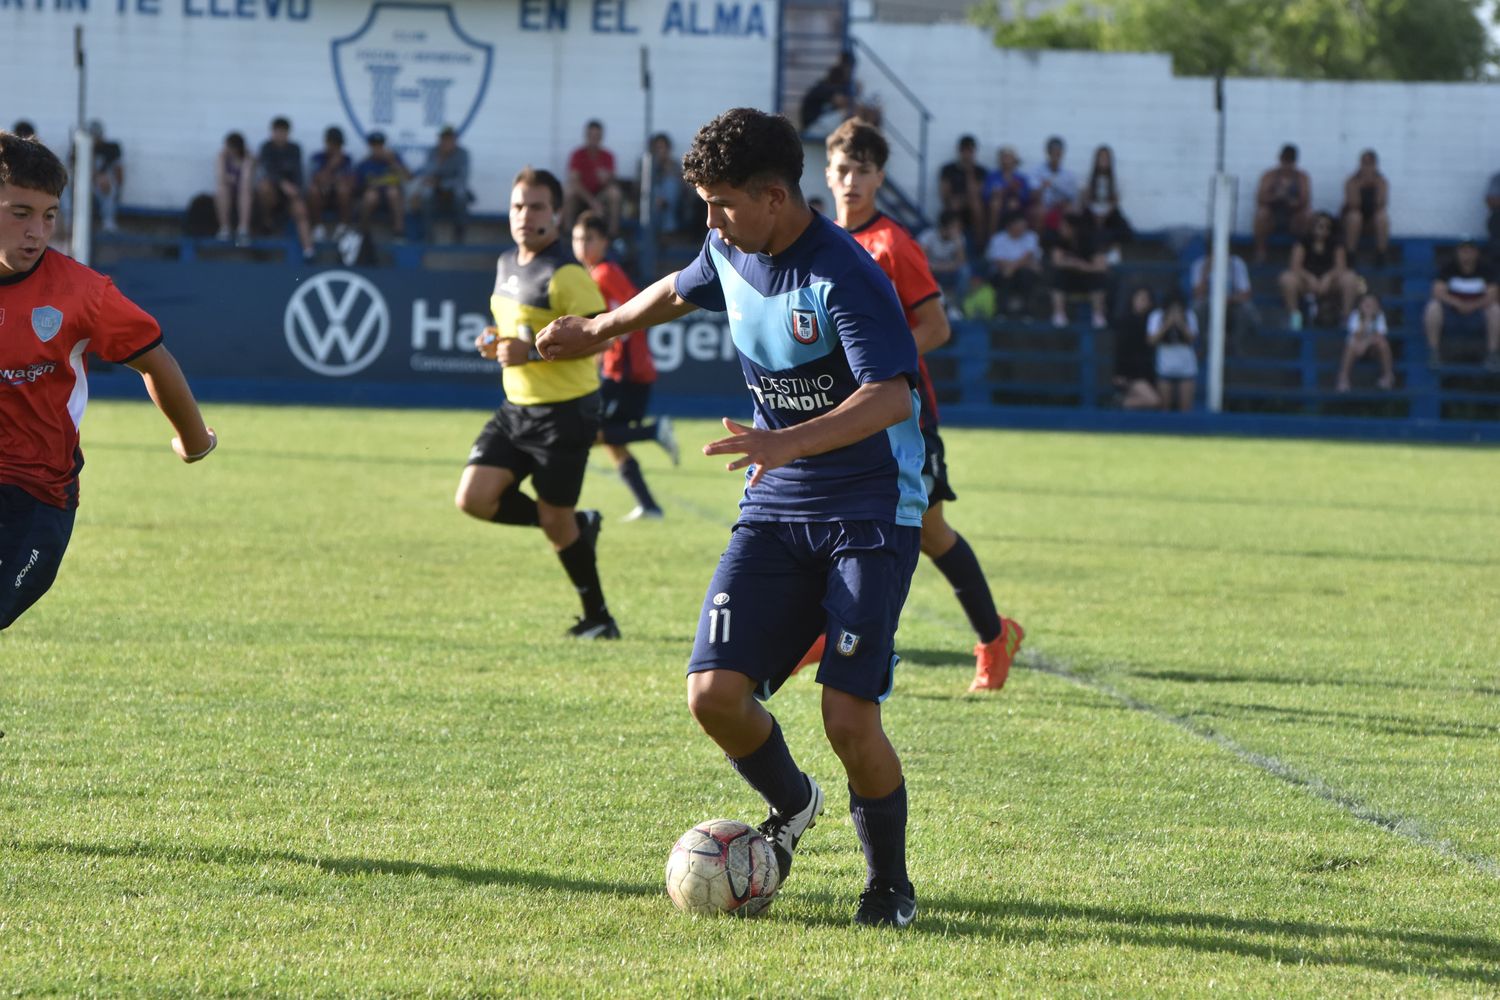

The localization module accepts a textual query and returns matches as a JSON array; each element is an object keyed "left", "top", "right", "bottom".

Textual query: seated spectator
[
  {"left": 918, "top": 210, "right": 970, "bottom": 296},
  {"left": 1113, "top": 286, "right": 1163, "bottom": 410},
  {"left": 82, "top": 120, "right": 123, "bottom": 232},
  {"left": 1253, "top": 143, "right": 1311, "bottom": 262},
  {"left": 1084, "top": 144, "right": 1132, "bottom": 252},
  {"left": 646, "top": 131, "right": 685, "bottom": 234},
  {"left": 983, "top": 145, "right": 1030, "bottom": 242},
  {"left": 938, "top": 135, "right": 986, "bottom": 251},
  {"left": 1278, "top": 212, "right": 1361, "bottom": 330},
  {"left": 800, "top": 55, "right": 854, "bottom": 135},
  {"left": 1423, "top": 239, "right": 1500, "bottom": 369},
  {"left": 1044, "top": 211, "right": 1108, "bottom": 329},
  {"left": 1337, "top": 291, "right": 1395, "bottom": 392},
  {"left": 985, "top": 211, "right": 1043, "bottom": 315},
  {"left": 355, "top": 132, "right": 410, "bottom": 239},
  {"left": 409, "top": 125, "right": 471, "bottom": 243},
  {"left": 1148, "top": 288, "right": 1199, "bottom": 411},
  {"left": 255, "top": 116, "right": 314, "bottom": 260},
  {"left": 563, "top": 119, "right": 624, "bottom": 238},
  {"left": 306, "top": 126, "right": 357, "bottom": 242},
  {"left": 1028, "top": 136, "right": 1078, "bottom": 230},
  {"left": 213, "top": 131, "right": 254, "bottom": 245},
  {"left": 1189, "top": 244, "right": 1260, "bottom": 350},
  {"left": 960, "top": 273, "right": 997, "bottom": 322},
  {"left": 1342, "top": 149, "right": 1390, "bottom": 263}
]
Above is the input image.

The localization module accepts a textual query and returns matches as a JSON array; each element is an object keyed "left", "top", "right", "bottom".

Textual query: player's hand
[
  {"left": 535, "top": 315, "right": 601, "bottom": 361},
  {"left": 475, "top": 326, "right": 500, "bottom": 359},
  {"left": 496, "top": 338, "right": 532, "bottom": 367},
  {"left": 702, "top": 418, "right": 797, "bottom": 488},
  {"left": 172, "top": 427, "right": 217, "bottom": 464}
]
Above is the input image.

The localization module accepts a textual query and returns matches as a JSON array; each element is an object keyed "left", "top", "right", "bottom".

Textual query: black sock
[
  {"left": 556, "top": 535, "right": 607, "bottom": 619},
  {"left": 618, "top": 457, "right": 658, "bottom": 511},
  {"left": 850, "top": 781, "right": 911, "bottom": 894},
  {"left": 490, "top": 488, "right": 540, "bottom": 526},
  {"left": 728, "top": 720, "right": 810, "bottom": 817},
  {"left": 931, "top": 534, "right": 1002, "bottom": 644},
  {"left": 601, "top": 421, "right": 659, "bottom": 446}
]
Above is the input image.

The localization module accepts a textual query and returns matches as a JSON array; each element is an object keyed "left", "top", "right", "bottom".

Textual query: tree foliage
[{"left": 971, "top": 0, "right": 1495, "bottom": 81}]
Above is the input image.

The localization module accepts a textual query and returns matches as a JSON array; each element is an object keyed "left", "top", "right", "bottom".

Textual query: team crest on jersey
[
  {"left": 31, "top": 306, "right": 63, "bottom": 343},
  {"left": 836, "top": 630, "right": 861, "bottom": 656},
  {"left": 791, "top": 309, "right": 819, "bottom": 345}
]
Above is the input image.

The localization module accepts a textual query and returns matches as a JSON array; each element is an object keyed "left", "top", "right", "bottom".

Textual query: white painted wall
[{"left": 5, "top": 5, "right": 1498, "bottom": 237}]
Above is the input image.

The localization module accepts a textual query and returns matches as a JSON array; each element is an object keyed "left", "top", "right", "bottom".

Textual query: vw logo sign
[{"left": 284, "top": 270, "right": 390, "bottom": 377}]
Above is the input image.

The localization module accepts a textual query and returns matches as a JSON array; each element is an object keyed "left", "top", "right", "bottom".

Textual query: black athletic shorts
[
  {"left": 467, "top": 392, "right": 601, "bottom": 508},
  {"left": 600, "top": 379, "right": 652, "bottom": 428},
  {"left": 0, "top": 484, "right": 76, "bottom": 631},
  {"left": 921, "top": 428, "right": 957, "bottom": 505}
]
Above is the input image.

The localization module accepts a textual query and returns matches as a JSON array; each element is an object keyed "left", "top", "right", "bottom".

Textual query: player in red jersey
[
  {"left": 0, "top": 131, "right": 215, "bottom": 630},
  {"left": 570, "top": 212, "right": 679, "bottom": 520},
  {"left": 820, "top": 118, "right": 1024, "bottom": 691}
]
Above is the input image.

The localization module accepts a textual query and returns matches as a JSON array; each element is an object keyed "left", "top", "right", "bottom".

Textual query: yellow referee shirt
[{"left": 489, "top": 240, "right": 608, "bottom": 405}]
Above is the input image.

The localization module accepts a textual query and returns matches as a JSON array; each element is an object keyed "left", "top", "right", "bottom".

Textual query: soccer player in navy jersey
[
  {"left": 0, "top": 132, "right": 216, "bottom": 631},
  {"left": 538, "top": 108, "right": 925, "bottom": 928}
]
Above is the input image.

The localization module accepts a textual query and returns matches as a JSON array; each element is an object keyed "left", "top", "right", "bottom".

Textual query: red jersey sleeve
[
  {"left": 89, "top": 278, "right": 163, "bottom": 363},
  {"left": 591, "top": 262, "right": 656, "bottom": 384},
  {"left": 880, "top": 229, "right": 942, "bottom": 317}
]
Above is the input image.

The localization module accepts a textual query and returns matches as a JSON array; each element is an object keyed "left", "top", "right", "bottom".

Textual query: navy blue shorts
[
  {"left": 687, "top": 520, "right": 921, "bottom": 703},
  {"left": 0, "top": 485, "right": 76, "bottom": 631}
]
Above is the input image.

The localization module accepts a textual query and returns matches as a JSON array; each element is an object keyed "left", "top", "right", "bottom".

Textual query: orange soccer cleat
[
  {"left": 789, "top": 634, "right": 827, "bottom": 677},
  {"left": 969, "top": 618, "right": 1025, "bottom": 692}
]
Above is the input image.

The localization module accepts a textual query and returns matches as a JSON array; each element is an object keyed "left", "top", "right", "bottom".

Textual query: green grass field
[{"left": 3, "top": 401, "right": 1498, "bottom": 997}]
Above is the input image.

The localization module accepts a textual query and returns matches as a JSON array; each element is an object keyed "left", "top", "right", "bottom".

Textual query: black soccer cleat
[
  {"left": 575, "top": 509, "right": 603, "bottom": 550},
  {"left": 566, "top": 613, "right": 620, "bottom": 640},
  {"left": 756, "top": 774, "right": 824, "bottom": 889},
  {"left": 853, "top": 882, "right": 918, "bottom": 929}
]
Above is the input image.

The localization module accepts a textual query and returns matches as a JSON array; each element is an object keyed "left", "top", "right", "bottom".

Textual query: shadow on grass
[
  {"left": 14, "top": 837, "right": 658, "bottom": 898},
  {"left": 897, "top": 647, "right": 971, "bottom": 669}
]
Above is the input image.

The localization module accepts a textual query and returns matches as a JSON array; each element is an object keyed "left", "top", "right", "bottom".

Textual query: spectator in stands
[
  {"left": 563, "top": 119, "right": 623, "bottom": 237},
  {"left": 1342, "top": 149, "right": 1390, "bottom": 264},
  {"left": 982, "top": 145, "right": 1030, "bottom": 243},
  {"left": 1029, "top": 136, "right": 1078, "bottom": 230},
  {"left": 410, "top": 125, "right": 472, "bottom": 243},
  {"left": 985, "top": 211, "right": 1042, "bottom": 315},
  {"left": 1336, "top": 291, "right": 1395, "bottom": 392},
  {"left": 800, "top": 52, "right": 857, "bottom": 134},
  {"left": 1148, "top": 288, "right": 1199, "bottom": 411},
  {"left": 1253, "top": 143, "right": 1311, "bottom": 262},
  {"left": 1084, "top": 144, "right": 1132, "bottom": 253},
  {"left": 646, "top": 132, "right": 685, "bottom": 235},
  {"left": 213, "top": 131, "right": 254, "bottom": 246},
  {"left": 83, "top": 120, "right": 123, "bottom": 233},
  {"left": 960, "top": 273, "right": 997, "bottom": 322},
  {"left": 1423, "top": 239, "right": 1500, "bottom": 370},
  {"left": 1278, "top": 211, "right": 1361, "bottom": 330},
  {"left": 1189, "top": 244, "right": 1260, "bottom": 350},
  {"left": 1045, "top": 210, "right": 1108, "bottom": 328},
  {"left": 255, "top": 116, "right": 314, "bottom": 260},
  {"left": 355, "top": 132, "right": 410, "bottom": 241},
  {"left": 918, "top": 210, "right": 969, "bottom": 297},
  {"left": 306, "top": 126, "right": 357, "bottom": 243},
  {"left": 938, "top": 135, "right": 986, "bottom": 251},
  {"left": 1113, "top": 286, "right": 1163, "bottom": 410}
]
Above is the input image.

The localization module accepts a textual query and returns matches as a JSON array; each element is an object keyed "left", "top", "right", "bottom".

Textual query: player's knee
[
  {"left": 686, "top": 678, "right": 743, "bottom": 731},
  {"left": 453, "top": 486, "right": 487, "bottom": 519}
]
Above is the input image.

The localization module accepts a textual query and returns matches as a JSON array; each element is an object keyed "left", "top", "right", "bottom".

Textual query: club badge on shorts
[
  {"left": 836, "top": 630, "right": 860, "bottom": 656},
  {"left": 31, "top": 306, "right": 63, "bottom": 343},
  {"left": 791, "top": 309, "right": 819, "bottom": 345}
]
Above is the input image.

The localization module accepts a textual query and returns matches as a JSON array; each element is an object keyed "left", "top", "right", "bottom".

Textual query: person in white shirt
[
  {"left": 984, "top": 211, "right": 1042, "bottom": 314},
  {"left": 1337, "top": 291, "right": 1395, "bottom": 391}
]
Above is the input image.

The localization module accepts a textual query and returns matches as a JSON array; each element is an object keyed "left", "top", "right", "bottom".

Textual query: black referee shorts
[{"left": 467, "top": 392, "right": 601, "bottom": 508}]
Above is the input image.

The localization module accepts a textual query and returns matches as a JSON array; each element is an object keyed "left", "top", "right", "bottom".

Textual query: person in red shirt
[
  {"left": 571, "top": 212, "right": 678, "bottom": 520},
  {"left": 820, "top": 118, "right": 1024, "bottom": 692},
  {"left": 0, "top": 131, "right": 216, "bottom": 630},
  {"left": 562, "top": 120, "right": 623, "bottom": 238}
]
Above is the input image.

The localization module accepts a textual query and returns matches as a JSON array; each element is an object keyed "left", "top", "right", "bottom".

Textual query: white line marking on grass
[{"left": 1024, "top": 652, "right": 1500, "bottom": 879}]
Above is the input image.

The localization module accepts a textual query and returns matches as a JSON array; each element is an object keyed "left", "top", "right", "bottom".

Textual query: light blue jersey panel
[
  {"left": 711, "top": 244, "right": 835, "bottom": 371},
  {"left": 887, "top": 397, "right": 928, "bottom": 527}
]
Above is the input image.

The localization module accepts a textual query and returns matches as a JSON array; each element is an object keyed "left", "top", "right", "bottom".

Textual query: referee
[{"left": 454, "top": 167, "right": 617, "bottom": 639}]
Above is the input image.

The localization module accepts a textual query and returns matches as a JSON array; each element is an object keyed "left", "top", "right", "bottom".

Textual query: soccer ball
[{"left": 665, "top": 818, "right": 779, "bottom": 916}]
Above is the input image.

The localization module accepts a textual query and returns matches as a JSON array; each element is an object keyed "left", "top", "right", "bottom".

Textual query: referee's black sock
[
  {"left": 489, "top": 488, "right": 540, "bottom": 526},
  {"left": 557, "top": 535, "right": 608, "bottom": 619},
  {"left": 601, "top": 421, "right": 660, "bottom": 446},
  {"left": 618, "top": 457, "right": 659, "bottom": 512},
  {"left": 931, "top": 533, "right": 1002, "bottom": 645}
]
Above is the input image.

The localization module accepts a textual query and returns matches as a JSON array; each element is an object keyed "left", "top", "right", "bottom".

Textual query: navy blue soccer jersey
[{"left": 674, "top": 212, "right": 926, "bottom": 528}]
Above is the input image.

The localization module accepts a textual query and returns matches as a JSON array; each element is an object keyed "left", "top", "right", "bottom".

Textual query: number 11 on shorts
[{"left": 707, "top": 607, "right": 732, "bottom": 644}]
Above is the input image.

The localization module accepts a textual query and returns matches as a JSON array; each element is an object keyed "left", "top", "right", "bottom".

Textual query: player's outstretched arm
[
  {"left": 703, "top": 377, "right": 912, "bottom": 487},
  {"left": 126, "top": 344, "right": 217, "bottom": 463},
  {"left": 535, "top": 272, "right": 697, "bottom": 360}
]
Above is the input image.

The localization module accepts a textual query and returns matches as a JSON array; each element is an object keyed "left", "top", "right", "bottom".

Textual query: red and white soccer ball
[{"left": 665, "top": 818, "right": 779, "bottom": 916}]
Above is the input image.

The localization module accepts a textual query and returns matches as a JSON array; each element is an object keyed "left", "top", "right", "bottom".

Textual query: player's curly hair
[
  {"left": 0, "top": 131, "right": 69, "bottom": 197},
  {"left": 682, "top": 108, "right": 803, "bottom": 196}
]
